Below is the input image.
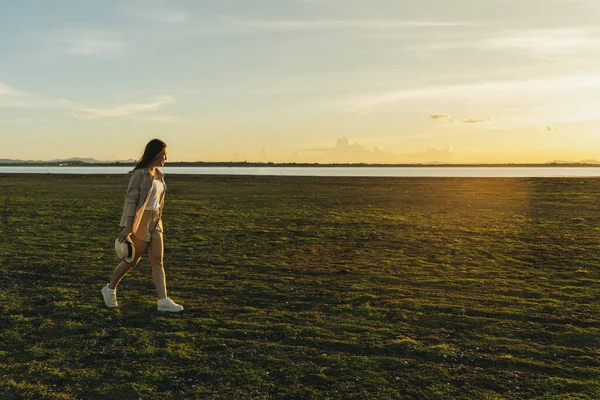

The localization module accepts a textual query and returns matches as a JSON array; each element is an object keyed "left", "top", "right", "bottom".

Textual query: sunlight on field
[{"left": 0, "top": 174, "right": 599, "bottom": 399}]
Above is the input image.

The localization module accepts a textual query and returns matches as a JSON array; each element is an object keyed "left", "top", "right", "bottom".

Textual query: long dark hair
[{"left": 132, "top": 139, "right": 167, "bottom": 171}]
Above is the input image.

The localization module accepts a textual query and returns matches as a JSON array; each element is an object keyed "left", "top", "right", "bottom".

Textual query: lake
[{"left": 1, "top": 166, "right": 600, "bottom": 177}]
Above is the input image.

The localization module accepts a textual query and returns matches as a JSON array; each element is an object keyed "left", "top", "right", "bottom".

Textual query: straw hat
[{"left": 114, "top": 237, "right": 135, "bottom": 263}]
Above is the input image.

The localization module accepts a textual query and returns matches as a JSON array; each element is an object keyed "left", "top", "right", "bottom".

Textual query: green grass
[{"left": 0, "top": 174, "right": 599, "bottom": 399}]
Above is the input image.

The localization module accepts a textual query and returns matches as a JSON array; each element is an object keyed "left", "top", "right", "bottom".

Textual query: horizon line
[{"left": 2, "top": 160, "right": 600, "bottom": 167}]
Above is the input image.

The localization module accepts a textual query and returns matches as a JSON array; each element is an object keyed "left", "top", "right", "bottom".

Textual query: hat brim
[{"left": 114, "top": 238, "right": 136, "bottom": 263}]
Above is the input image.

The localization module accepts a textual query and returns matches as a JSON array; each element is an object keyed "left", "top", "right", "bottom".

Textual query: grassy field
[{"left": 0, "top": 173, "right": 599, "bottom": 399}]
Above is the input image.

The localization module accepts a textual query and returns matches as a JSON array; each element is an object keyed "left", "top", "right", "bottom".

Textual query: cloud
[
  {"left": 416, "top": 28, "right": 600, "bottom": 59},
  {"left": 68, "top": 96, "right": 174, "bottom": 119},
  {"left": 124, "top": 1, "right": 190, "bottom": 24},
  {"left": 0, "top": 118, "right": 25, "bottom": 125},
  {"left": 292, "top": 0, "right": 339, "bottom": 5},
  {"left": 483, "top": 28, "right": 600, "bottom": 57},
  {"left": 0, "top": 82, "right": 55, "bottom": 109},
  {"left": 0, "top": 82, "right": 29, "bottom": 97},
  {"left": 345, "top": 108, "right": 369, "bottom": 115},
  {"left": 464, "top": 117, "right": 492, "bottom": 123},
  {"left": 340, "top": 72, "right": 600, "bottom": 109},
  {"left": 229, "top": 19, "right": 471, "bottom": 33},
  {"left": 290, "top": 139, "right": 456, "bottom": 164},
  {"left": 52, "top": 29, "right": 124, "bottom": 57},
  {"left": 405, "top": 145, "right": 454, "bottom": 163},
  {"left": 299, "top": 137, "right": 397, "bottom": 163},
  {"left": 429, "top": 114, "right": 492, "bottom": 125},
  {"left": 142, "top": 10, "right": 190, "bottom": 24},
  {"left": 138, "top": 115, "right": 181, "bottom": 124},
  {"left": 0, "top": 81, "right": 175, "bottom": 120},
  {"left": 430, "top": 113, "right": 455, "bottom": 123}
]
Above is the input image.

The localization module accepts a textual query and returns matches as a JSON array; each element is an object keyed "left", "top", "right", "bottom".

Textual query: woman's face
[{"left": 152, "top": 147, "right": 168, "bottom": 167}]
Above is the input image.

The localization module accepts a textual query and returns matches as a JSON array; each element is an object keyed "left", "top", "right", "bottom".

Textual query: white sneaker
[
  {"left": 157, "top": 297, "right": 184, "bottom": 312},
  {"left": 101, "top": 284, "right": 118, "bottom": 308}
]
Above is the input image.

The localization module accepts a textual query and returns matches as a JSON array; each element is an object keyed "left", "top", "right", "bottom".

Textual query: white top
[{"left": 145, "top": 178, "right": 164, "bottom": 210}]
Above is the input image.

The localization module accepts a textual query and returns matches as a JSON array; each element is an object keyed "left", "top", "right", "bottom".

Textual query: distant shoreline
[{"left": 2, "top": 162, "right": 600, "bottom": 168}]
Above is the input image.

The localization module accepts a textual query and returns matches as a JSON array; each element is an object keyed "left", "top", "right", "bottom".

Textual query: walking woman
[{"left": 101, "top": 139, "right": 183, "bottom": 312}]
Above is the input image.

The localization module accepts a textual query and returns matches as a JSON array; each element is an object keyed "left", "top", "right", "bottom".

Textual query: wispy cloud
[
  {"left": 345, "top": 108, "right": 369, "bottom": 115},
  {"left": 430, "top": 113, "right": 455, "bottom": 123},
  {"left": 429, "top": 113, "right": 492, "bottom": 124},
  {"left": 143, "top": 10, "right": 190, "bottom": 24},
  {"left": 137, "top": 115, "right": 181, "bottom": 124},
  {"left": 405, "top": 145, "right": 454, "bottom": 163},
  {"left": 68, "top": 96, "right": 174, "bottom": 119},
  {"left": 0, "top": 82, "right": 175, "bottom": 120},
  {"left": 294, "top": 139, "right": 455, "bottom": 164},
  {"left": 292, "top": 0, "right": 337, "bottom": 6},
  {"left": 229, "top": 19, "right": 471, "bottom": 33},
  {"left": 465, "top": 117, "right": 492, "bottom": 124},
  {"left": 51, "top": 29, "right": 124, "bottom": 57},
  {"left": 0, "top": 82, "right": 29, "bottom": 97},
  {"left": 299, "top": 137, "right": 397, "bottom": 163},
  {"left": 124, "top": 1, "right": 190, "bottom": 24},
  {"left": 0, "top": 82, "right": 44, "bottom": 109},
  {"left": 484, "top": 28, "right": 600, "bottom": 57},
  {"left": 549, "top": 0, "right": 599, "bottom": 10},
  {"left": 417, "top": 28, "right": 600, "bottom": 58},
  {"left": 341, "top": 72, "right": 600, "bottom": 109}
]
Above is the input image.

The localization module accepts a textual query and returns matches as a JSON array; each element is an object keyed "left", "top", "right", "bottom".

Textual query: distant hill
[
  {"left": 0, "top": 158, "right": 136, "bottom": 165},
  {"left": 547, "top": 159, "right": 600, "bottom": 165}
]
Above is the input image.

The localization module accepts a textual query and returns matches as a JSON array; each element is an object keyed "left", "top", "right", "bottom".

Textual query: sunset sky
[{"left": 1, "top": 0, "right": 599, "bottom": 163}]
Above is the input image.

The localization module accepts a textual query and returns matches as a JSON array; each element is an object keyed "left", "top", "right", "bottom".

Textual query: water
[{"left": 1, "top": 166, "right": 600, "bottom": 177}]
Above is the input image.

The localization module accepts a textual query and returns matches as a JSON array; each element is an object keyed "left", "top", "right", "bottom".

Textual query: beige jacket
[{"left": 119, "top": 167, "right": 167, "bottom": 234}]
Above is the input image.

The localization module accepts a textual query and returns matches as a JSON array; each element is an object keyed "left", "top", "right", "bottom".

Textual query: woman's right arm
[
  {"left": 123, "top": 170, "right": 142, "bottom": 218},
  {"left": 120, "top": 170, "right": 142, "bottom": 242},
  {"left": 119, "top": 216, "right": 134, "bottom": 242}
]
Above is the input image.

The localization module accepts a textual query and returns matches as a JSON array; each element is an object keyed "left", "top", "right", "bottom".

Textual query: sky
[{"left": 1, "top": 0, "right": 600, "bottom": 163}]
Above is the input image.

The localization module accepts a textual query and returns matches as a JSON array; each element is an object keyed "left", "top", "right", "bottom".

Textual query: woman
[{"left": 101, "top": 139, "right": 184, "bottom": 312}]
